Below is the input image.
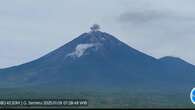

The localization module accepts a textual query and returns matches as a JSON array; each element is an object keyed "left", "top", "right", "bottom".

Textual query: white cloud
[{"left": 66, "top": 43, "right": 96, "bottom": 58}]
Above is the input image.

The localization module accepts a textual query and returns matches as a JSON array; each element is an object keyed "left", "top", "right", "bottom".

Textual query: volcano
[{"left": 0, "top": 25, "right": 195, "bottom": 90}]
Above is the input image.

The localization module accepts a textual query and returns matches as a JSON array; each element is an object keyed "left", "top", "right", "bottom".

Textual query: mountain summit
[{"left": 0, "top": 26, "right": 195, "bottom": 89}]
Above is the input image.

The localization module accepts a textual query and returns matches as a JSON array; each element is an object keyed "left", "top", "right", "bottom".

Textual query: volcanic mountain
[{"left": 0, "top": 27, "right": 195, "bottom": 90}]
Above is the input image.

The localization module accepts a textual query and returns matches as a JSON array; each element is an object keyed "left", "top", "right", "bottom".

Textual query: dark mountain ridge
[{"left": 0, "top": 30, "right": 195, "bottom": 90}]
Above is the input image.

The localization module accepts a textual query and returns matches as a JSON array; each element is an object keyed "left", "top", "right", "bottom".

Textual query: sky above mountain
[{"left": 0, "top": 0, "right": 195, "bottom": 68}]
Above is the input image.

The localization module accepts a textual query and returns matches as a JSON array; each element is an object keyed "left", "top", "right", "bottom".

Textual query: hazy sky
[{"left": 0, "top": 0, "right": 195, "bottom": 68}]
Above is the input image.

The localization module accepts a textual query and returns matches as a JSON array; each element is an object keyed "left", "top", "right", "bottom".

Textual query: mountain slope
[
  {"left": 0, "top": 31, "right": 195, "bottom": 90},
  {"left": 158, "top": 56, "right": 195, "bottom": 87}
]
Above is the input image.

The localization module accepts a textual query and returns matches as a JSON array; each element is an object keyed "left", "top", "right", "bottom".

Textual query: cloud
[
  {"left": 118, "top": 10, "right": 168, "bottom": 24},
  {"left": 118, "top": 9, "right": 195, "bottom": 25},
  {"left": 115, "top": 0, "right": 195, "bottom": 65}
]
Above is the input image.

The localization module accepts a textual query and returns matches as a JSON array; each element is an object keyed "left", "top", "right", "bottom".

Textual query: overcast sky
[{"left": 0, "top": 0, "right": 195, "bottom": 68}]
